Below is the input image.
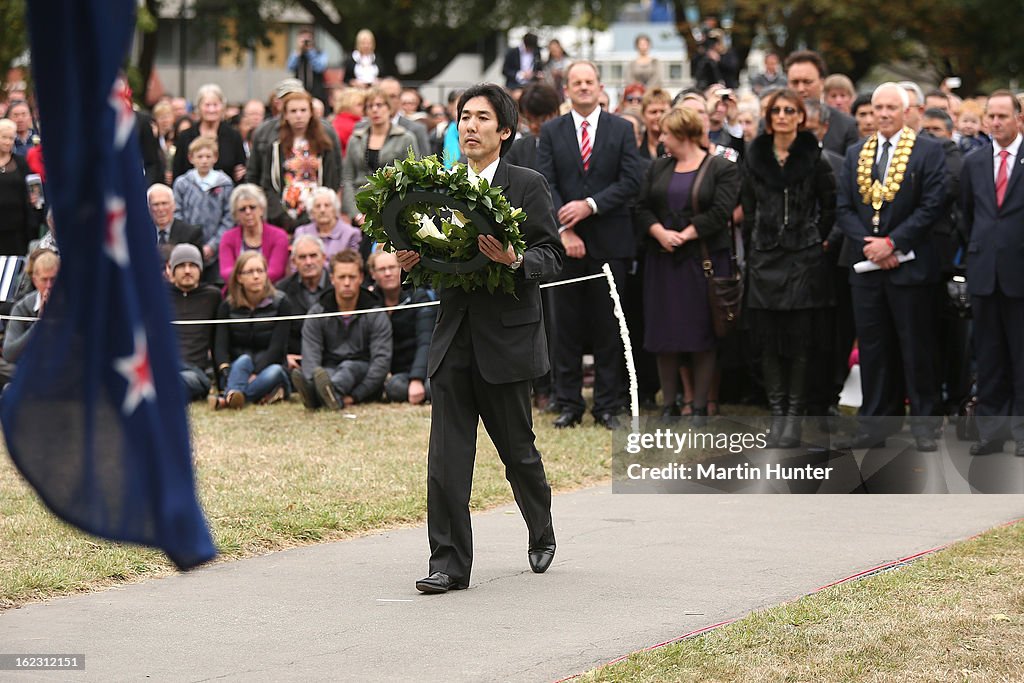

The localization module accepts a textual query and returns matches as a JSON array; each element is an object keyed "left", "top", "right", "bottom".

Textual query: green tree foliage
[{"left": 0, "top": 1, "right": 28, "bottom": 86}]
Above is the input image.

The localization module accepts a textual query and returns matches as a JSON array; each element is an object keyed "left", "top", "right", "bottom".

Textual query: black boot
[
  {"left": 762, "top": 351, "right": 787, "bottom": 448},
  {"left": 779, "top": 353, "right": 809, "bottom": 449}
]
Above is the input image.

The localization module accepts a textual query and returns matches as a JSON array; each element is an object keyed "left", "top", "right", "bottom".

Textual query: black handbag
[{"left": 692, "top": 156, "right": 743, "bottom": 338}]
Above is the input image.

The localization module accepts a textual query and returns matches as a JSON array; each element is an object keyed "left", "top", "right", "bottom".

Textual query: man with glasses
[{"left": 147, "top": 183, "right": 203, "bottom": 253}]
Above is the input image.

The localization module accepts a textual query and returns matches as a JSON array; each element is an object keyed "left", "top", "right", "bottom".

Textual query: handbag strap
[{"left": 689, "top": 153, "right": 738, "bottom": 279}]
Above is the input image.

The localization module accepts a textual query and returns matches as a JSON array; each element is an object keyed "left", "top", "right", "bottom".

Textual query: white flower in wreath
[{"left": 412, "top": 212, "right": 450, "bottom": 246}]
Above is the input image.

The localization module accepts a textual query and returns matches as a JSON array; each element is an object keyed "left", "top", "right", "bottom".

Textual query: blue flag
[{"left": 0, "top": 0, "right": 216, "bottom": 570}]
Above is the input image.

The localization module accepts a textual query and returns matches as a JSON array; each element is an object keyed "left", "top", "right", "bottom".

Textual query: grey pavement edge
[{"left": 1, "top": 488, "right": 1021, "bottom": 682}]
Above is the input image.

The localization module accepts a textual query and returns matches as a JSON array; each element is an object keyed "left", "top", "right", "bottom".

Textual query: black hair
[
  {"left": 518, "top": 82, "right": 562, "bottom": 119},
  {"left": 923, "top": 107, "right": 954, "bottom": 132},
  {"left": 851, "top": 93, "right": 873, "bottom": 114},
  {"left": 523, "top": 33, "right": 539, "bottom": 51},
  {"left": 457, "top": 83, "right": 519, "bottom": 157}
]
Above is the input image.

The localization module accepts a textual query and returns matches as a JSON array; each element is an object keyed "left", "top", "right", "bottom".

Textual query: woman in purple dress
[{"left": 634, "top": 107, "right": 741, "bottom": 419}]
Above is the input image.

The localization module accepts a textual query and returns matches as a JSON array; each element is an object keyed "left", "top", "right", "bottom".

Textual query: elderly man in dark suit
[
  {"left": 536, "top": 60, "right": 644, "bottom": 430},
  {"left": 960, "top": 90, "right": 1024, "bottom": 457},
  {"left": 146, "top": 183, "right": 203, "bottom": 251},
  {"left": 397, "top": 83, "right": 564, "bottom": 594},
  {"left": 837, "top": 82, "right": 947, "bottom": 451}
]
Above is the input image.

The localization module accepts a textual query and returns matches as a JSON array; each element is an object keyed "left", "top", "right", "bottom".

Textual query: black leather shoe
[
  {"left": 1016, "top": 441, "right": 1024, "bottom": 457},
  {"left": 415, "top": 572, "right": 467, "bottom": 594},
  {"left": 969, "top": 439, "right": 1004, "bottom": 456},
  {"left": 594, "top": 412, "right": 621, "bottom": 430},
  {"left": 841, "top": 433, "right": 887, "bottom": 449},
  {"left": 914, "top": 436, "right": 938, "bottom": 452},
  {"left": 553, "top": 411, "right": 582, "bottom": 429},
  {"left": 528, "top": 544, "right": 556, "bottom": 573}
]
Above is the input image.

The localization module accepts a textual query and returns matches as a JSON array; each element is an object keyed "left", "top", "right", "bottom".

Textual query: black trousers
[
  {"left": 426, "top": 318, "right": 554, "bottom": 584},
  {"left": 972, "top": 289, "right": 1024, "bottom": 442},
  {"left": 553, "top": 256, "right": 629, "bottom": 416},
  {"left": 851, "top": 280, "right": 940, "bottom": 437}
]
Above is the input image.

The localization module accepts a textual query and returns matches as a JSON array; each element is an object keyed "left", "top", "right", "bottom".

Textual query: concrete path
[{"left": 1, "top": 489, "right": 1021, "bottom": 682}]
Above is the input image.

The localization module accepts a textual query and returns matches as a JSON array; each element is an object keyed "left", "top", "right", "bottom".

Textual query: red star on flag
[
  {"left": 114, "top": 328, "right": 157, "bottom": 415},
  {"left": 108, "top": 75, "right": 135, "bottom": 149},
  {"left": 104, "top": 195, "right": 129, "bottom": 267}
]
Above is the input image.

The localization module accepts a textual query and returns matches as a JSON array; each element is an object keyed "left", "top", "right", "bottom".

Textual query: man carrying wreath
[
  {"left": 836, "top": 82, "right": 947, "bottom": 451},
  {"left": 396, "top": 83, "right": 564, "bottom": 593}
]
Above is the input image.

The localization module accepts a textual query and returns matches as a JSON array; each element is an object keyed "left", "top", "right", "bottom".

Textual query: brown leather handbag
[{"left": 692, "top": 155, "right": 743, "bottom": 338}]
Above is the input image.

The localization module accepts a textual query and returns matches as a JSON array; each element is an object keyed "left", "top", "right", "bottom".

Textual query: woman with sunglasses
[
  {"left": 212, "top": 251, "right": 293, "bottom": 409},
  {"left": 740, "top": 88, "right": 836, "bottom": 447},
  {"left": 219, "top": 184, "right": 291, "bottom": 285}
]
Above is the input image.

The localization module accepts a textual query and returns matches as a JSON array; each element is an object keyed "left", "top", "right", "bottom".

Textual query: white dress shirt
[{"left": 992, "top": 133, "right": 1022, "bottom": 183}]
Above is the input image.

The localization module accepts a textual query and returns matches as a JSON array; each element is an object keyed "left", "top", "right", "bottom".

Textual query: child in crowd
[
  {"left": 173, "top": 136, "right": 234, "bottom": 282},
  {"left": 957, "top": 101, "right": 989, "bottom": 154}
]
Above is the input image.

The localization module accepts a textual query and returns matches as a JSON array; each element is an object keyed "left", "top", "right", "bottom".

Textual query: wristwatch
[{"left": 509, "top": 253, "right": 524, "bottom": 271}]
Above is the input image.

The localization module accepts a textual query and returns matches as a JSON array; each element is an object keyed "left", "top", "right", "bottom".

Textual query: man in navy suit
[
  {"left": 836, "top": 82, "right": 947, "bottom": 450},
  {"left": 397, "top": 84, "right": 564, "bottom": 593},
  {"left": 536, "top": 60, "right": 644, "bottom": 430},
  {"left": 960, "top": 90, "right": 1024, "bottom": 457}
]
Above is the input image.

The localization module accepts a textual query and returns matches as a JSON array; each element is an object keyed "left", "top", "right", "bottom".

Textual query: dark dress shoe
[
  {"left": 841, "top": 433, "right": 887, "bottom": 449},
  {"left": 914, "top": 436, "right": 938, "bottom": 452},
  {"left": 528, "top": 544, "right": 556, "bottom": 573},
  {"left": 1016, "top": 441, "right": 1024, "bottom": 457},
  {"left": 594, "top": 412, "right": 621, "bottom": 430},
  {"left": 969, "top": 440, "right": 1004, "bottom": 456},
  {"left": 415, "top": 572, "right": 467, "bottom": 594},
  {"left": 660, "top": 404, "right": 681, "bottom": 418},
  {"left": 553, "top": 411, "right": 583, "bottom": 429}
]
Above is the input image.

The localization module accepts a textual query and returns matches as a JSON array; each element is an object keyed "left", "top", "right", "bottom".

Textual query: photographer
[{"left": 288, "top": 28, "right": 327, "bottom": 103}]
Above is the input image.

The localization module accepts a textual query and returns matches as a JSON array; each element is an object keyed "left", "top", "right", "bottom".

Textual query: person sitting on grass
[
  {"left": 367, "top": 250, "right": 434, "bottom": 404},
  {"left": 211, "top": 251, "right": 293, "bottom": 409},
  {"left": 292, "top": 249, "right": 391, "bottom": 410},
  {"left": 167, "top": 243, "right": 222, "bottom": 402}
]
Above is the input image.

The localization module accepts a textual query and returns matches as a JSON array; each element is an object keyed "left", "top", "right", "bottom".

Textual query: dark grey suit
[
  {"left": 961, "top": 139, "right": 1024, "bottom": 442},
  {"left": 425, "top": 160, "right": 564, "bottom": 585}
]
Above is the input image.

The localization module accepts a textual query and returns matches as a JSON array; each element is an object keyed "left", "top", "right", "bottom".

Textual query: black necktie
[
  {"left": 873, "top": 140, "right": 891, "bottom": 181},
  {"left": 158, "top": 230, "right": 168, "bottom": 245}
]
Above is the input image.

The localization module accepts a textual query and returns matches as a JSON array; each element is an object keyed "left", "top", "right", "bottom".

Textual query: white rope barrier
[
  {"left": 601, "top": 264, "right": 639, "bottom": 426},
  {"left": 0, "top": 273, "right": 610, "bottom": 326}
]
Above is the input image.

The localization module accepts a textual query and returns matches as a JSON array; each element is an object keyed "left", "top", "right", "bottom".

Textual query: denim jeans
[
  {"left": 227, "top": 354, "right": 289, "bottom": 403},
  {"left": 180, "top": 364, "right": 211, "bottom": 402}
]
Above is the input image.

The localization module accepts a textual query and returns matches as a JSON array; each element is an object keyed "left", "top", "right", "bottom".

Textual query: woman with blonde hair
[
  {"left": 342, "top": 86, "right": 418, "bottom": 223},
  {"left": 344, "top": 29, "right": 385, "bottom": 87},
  {"left": 172, "top": 83, "right": 246, "bottom": 183},
  {"left": 212, "top": 251, "right": 293, "bottom": 408},
  {"left": 254, "top": 90, "right": 340, "bottom": 230},
  {"left": 331, "top": 87, "right": 366, "bottom": 156}
]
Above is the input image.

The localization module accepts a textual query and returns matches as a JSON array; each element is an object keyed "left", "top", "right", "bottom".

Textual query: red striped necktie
[{"left": 580, "top": 119, "right": 592, "bottom": 171}]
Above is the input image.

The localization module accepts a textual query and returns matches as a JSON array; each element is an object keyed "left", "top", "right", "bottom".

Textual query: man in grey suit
[
  {"left": 397, "top": 83, "right": 564, "bottom": 593},
  {"left": 379, "top": 77, "right": 431, "bottom": 159}
]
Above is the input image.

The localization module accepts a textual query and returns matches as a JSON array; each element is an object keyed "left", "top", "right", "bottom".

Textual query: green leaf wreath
[{"left": 355, "top": 151, "right": 527, "bottom": 294}]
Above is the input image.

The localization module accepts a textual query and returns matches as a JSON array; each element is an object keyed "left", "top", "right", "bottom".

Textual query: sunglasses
[
  {"left": 625, "top": 95, "right": 644, "bottom": 103},
  {"left": 769, "top": 106, "right": 798, "bottom": 116}
]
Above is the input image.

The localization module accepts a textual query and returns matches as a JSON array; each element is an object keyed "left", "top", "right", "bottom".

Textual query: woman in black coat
[
  {"left": 634, "top": 106, "right": 741, "bottom": 420},
  {"left": 0, "top": 119, "right": 36, "bottom": 254},
  {"left": 172, "top": 83, "right": 247, "bottom": 184},
  {"left": 740, "top": 88, "right": 836, "bottom": 447}
]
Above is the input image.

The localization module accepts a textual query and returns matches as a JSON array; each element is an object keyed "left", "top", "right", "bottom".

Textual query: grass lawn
[
  {"left": 0, "top": 399, "right": 613, "bottom": 609},
  {"left": 581, "top": 519, "right": 1024, "bottom": 683}
]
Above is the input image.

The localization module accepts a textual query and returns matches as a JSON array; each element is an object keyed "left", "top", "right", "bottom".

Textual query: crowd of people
[{"left": 1, "top": 31, "right": 1022, "bottom": 457}]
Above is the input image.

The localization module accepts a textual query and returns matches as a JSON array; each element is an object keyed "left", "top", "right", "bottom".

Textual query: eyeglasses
[
  {"left": 625, "top": 95, "right": 644, "bottom": 103},
  {"left": 240, "top": 267, "right": 266, "bottom": 277},
  {"left": 769, "top": 106, "right": 798, "bottom": 116},
  {"left": 237, "top": 204, "right": 259, "bottom": 213}
]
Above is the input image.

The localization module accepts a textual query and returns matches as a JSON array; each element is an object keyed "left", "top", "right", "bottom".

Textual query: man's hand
[
  {"left": 286, "top": 354, "right": 301, "bottom": 371},
  {"left": 561, "top": 228, "right": 586, "bottom": 259},
  {"left": 396, "top": 250, "right": 420, "bottom": 272},
  {"left": 557, "top": 199, "right": 594, "bottom": 230},
  {"left": 863, "top": 236, "right": 895, "bottom": 264},
  {"left": 876, "top": 254, "right": 900, "bottom": 270},
  {"left": 202, "top": 244, "right": 215, "bottom": 262},
  {"left": 478, "top": 235, "right": 516, "bottom": 265},
  {"left": 232, "top": 164, "right": 246, "bottom": 182},
  {"left": 408, "top": 379, "right": 426, "bottom": 405},
  {"left": 342, "top": 395, "right": 355, "bottom": 407}
]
